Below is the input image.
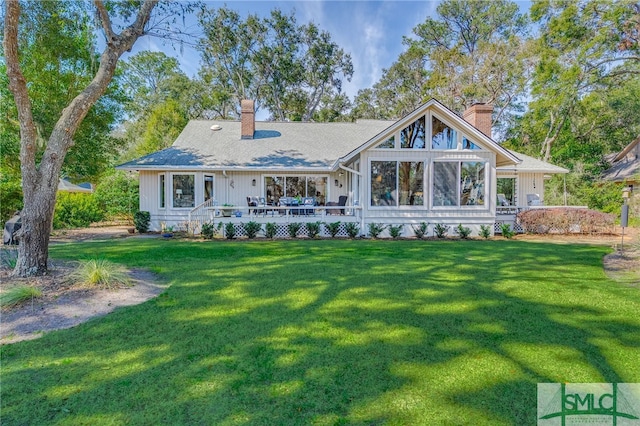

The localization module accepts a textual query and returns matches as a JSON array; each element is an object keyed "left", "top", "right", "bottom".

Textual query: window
[
  {"left": 172, "top": 174, "right": 195, "bottom": 208},
  {"left": 264, "top": 176, "right": 328, "bottom": 204},
  {"left": 204, "top": 175, "right": 214, "bottom": 202},
  {"left": 462, "top": 136, "right": 482, "bottom": 150},
  {"left": 433, "top": 161, "right": 486, "bottom": 207},
  {"left": 401, "top": 117, "right": 426, "bottom": 149},
  {"left": 371, "top": 161, "right": 425, "bottom": 206},
  {"left": 159, "top": 174, "right": 165, "bottom": 209},
  {"left": 432, "top": 116, "right": 457, "bottom": 149},
  {"left": 375, "top": 136, "right": 395, "bottom": 149}
]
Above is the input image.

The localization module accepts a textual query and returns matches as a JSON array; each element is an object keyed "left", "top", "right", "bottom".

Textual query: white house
[{"left": 117, "top": 99, "right": 568, "bottom": 237}]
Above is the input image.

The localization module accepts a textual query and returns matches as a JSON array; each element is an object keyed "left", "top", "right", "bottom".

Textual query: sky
[{"left": 126, "top": 1, "right": 441, "bottom": 102}]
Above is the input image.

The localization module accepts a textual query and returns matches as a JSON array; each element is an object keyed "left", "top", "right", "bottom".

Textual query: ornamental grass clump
[
  {"left": 0, "top": 285, "right": 42, "bottom": 309},
  {"left": 69, "top": 259, "right": 130, "bottom": 289}
]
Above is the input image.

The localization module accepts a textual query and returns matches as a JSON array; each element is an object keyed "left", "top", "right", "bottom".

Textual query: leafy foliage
[
  {"left": 93, "top": 171, "right": 139, "bottom": 221},
  {"left": 265, "top": 222, "right": 277, "bottom": 239},
  {"left": 325, "top": 222, "right": 341, "bottom": 238},
  {"left": 287, "top": 222, "right": 302, "bottom": 238},
  {"left": 454, "top": 224, "right": 472, "bottom": 239},
  {"left": 244, "top": 221, "right": 262, "bottom": 239},
  {"left": 53, "top": 193, "right": 104, "bottom": 229},
  {"left": 345, "top": 222, "right": 360, "bottom": 238},
  {"left": 201, "top": 222, "right": 220, "bottom": 239},
  {"left": 367, "top": 223, "right": 386, "bottom": 239},
  {"left": 306, "top": 221, "right": 322, "bottom": 239},
  {"left": 224, "top": 222, "right": 237, "bottom": 240},
  {"left": 133, "top": 211, "right": 151, "bottom": 234},
  {"left": 388, "top": 224, "right": 404, "bottom": 239},
  {"left": 479, "top": 225, "right": 492, "bottom": 239},
  {"left": 500, "top": 223, "right": 515, "bottom": 239},
  {"left": 517, "top": 208, "right": 615, "bottom": 235},
  {"left": 412, "top": 222, "right": 429, "bottom": 239},
  {"left": 434, "top": 224, "right": 450, "bottom": 239}
]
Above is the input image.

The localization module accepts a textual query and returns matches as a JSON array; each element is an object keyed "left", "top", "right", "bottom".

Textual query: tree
[
  {"left": 3, "top": 0, "right": 191, "bottom": 277},
  {"left": 197, "top": 6, "right": 353, "bottom": 121}
]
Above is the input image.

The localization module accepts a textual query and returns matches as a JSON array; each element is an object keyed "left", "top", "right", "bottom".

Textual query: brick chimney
[
  {"left": 463, "top": 103, "right": 493, "bottom": 138},
  {"left": 241, "top": 99, "right": 255, "bottom": 139}
]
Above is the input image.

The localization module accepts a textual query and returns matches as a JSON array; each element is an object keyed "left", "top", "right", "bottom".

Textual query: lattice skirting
[
  {"left": 212, "top": 222, "right": 353, "bottom": 239},
  {"left": 494, "top": 221, "right": 524, "bottom": 234}
]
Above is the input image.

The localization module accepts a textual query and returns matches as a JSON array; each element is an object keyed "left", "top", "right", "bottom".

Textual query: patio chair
[
  {"left": 258, "top": 197, "right": 275, "bottom": 216},
  {"left": 302, "top": 197, "right": 316, "bottom": 215},
  {"left": 526, "top": 193, "right": 542, "bottom": 206},
  {"left": 246, "top": 196, "right": 258, "bottom": 215},
  {"left": 497, "top": 193, "right": 510, "bottom": 206},
  {"left": 327, "top": 195, "right": 348, "bottom": 215}
]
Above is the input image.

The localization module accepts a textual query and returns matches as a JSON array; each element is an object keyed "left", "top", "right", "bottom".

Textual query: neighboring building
[
  {"left": 117, "top": 99, "right": 568, "bottom": 236},
  {"left": 602, "top": 137, "right": 639, "bottom": 191}
]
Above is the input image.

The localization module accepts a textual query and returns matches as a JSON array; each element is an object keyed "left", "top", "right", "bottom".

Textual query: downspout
[{"left": 223, "top": 170, "right": 229, "bottom": 204}]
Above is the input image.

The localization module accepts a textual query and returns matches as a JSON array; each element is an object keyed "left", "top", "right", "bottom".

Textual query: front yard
[{"left": 1, "top": 239, "right": 639, "bottom": 425}]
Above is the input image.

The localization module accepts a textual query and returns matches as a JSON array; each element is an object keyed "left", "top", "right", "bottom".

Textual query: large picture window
[
  {"left": 264, "top": 176, "right": 328, "bottom": 205},
  {"left": 433, "top": 161, "right": 486, "bottom": 207},
  {"left": 172, "top": 174, "right": 195, "bottom": 208},
  {"left": 371, "top": 161, "right": 425, "bottom": 206}
]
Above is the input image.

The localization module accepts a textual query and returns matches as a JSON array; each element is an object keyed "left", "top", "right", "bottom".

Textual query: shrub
[
  {"left": 501, "top": 223, "right": 515, "bottom": 239},
  {"left": 388, "top": 224, "right": 403, "bottom": 239},
  {"left": 434, "top": 224, "right": 449, "bottom": 238},
  {"left": 53, "top": 193, "right": 104, "bottom": 229},
  {"left": 306, "top": 221, "right": 322, "bottom": 239},
  {"left": 133, "top": 211, "right": 151, "bottom": 233},
  {"left": 244, "top": 221, "right": 262, "bottom": 239},
  {"left": 368, "top": 223, "right": 386, "bottom": 239},
  {"left": 517, "top": 208, "right": 615, "bottom": 235},
  {"left": 265, "top": 222, "right": 277, "bottom": 239},
  {"left": 93, "top": 170, "right": 139, "bottom": 221},
  {"left": 224, "top": 222, "right": 236, "bottom": 239},
  {"left": 201, "top": 222, "right": 220, "bottom": 239},
  {"left": 69, "top": 259, "right": 130, "bottom": 289},
  {"left": 479, "top": 224, "right": 492, "bottom": 239},
  {"left": 454, "top": 224, "right": 472, "bottom": 239},
  {"left": 412, "top": 222, "right": 429, "bottom": 239},
  {"left": 325, "top": 221, "right": 341, "bottom": 238},
  {"left": 288, "top": 222, "right": 302, "bottom": 238},
  {"left": 345, "top": 222, "right": 360, "bottom": 238},
  {"left": 0, "top": 285, "right": 42, "bottom": 308}
]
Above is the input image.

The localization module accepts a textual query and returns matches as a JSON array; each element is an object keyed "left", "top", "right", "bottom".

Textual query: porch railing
[{"left": 188, "top": 198, "right": 218, "bottom": 234}]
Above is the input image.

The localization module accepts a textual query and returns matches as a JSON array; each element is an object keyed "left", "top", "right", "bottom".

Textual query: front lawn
[{"left": 2, "top": 239, "right": 639, "bottom": 425}]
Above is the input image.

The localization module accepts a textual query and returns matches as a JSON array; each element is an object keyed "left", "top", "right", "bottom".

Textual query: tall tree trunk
[{"left": 4, "top": 0, "right": 158, "bottom": 277}]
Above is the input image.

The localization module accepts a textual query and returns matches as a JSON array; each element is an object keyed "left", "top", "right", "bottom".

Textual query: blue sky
[
  {"left": 127, "top": 0, "right": 533, "bottom": 109},
  {"left": 127, "top": 1, "right": 441, "bottom": 101}
]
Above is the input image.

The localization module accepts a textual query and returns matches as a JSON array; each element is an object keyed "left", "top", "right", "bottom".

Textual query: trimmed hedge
[{"left": 517, "top": 208, "right": 615, "bottom": 234}]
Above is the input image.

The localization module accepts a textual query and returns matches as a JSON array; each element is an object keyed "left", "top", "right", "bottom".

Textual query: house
[
  {"left": 117, "top": 99, "right": 568, "bottom": 237},
  {"left": 602, "top": 136, "right": 639, "bottom": 193}
]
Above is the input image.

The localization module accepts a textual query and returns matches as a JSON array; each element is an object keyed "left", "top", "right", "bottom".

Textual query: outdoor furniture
[
  {"left": 527, "top": 193, "right": 542, "bottom": 206},
  {"left": 302, "top": 197, "right": 316, "bottom": 215},
  {"left": 3, "top": 211, "right": 21, "bottom": 245},
  {"left": 326, "top": 195, "right": 348, "bottom": 215},
  {"left": 497, "top": 193, "right": 510, "bottom": 206}
]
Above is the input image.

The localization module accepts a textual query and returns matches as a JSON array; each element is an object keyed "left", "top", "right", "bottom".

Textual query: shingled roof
[{"left": 118, "top": 119, "right": 393, "bottom": 171}]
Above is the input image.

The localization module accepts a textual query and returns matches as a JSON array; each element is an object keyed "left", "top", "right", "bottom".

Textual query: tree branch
[{"left": 3, "top": 0, "right": 39, "bottom": 187}]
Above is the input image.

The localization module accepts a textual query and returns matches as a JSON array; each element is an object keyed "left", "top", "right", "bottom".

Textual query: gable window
[
  {"left": 432, "top": 116, "right": 457, "bottom": 149},
  {"left": 159, "top": 174, "right": 166, "bottom": 209},
  {"left": 371, "top": 161, "right": 425, "bottom": 206},
  {"left": 462, "top": 136, "right": 482, "bottom": 150},
  {"left": 433, "top": 161, "right": 486, "bottom": 207},
  {"left": 375, "top": 136, "right": 395, "bottom": 149},
  {"left": 173, "top": 174, "right": 195, "bottom": 208},
  {"left": 401, "top": 117, "right": 426, "bottom": 149}
]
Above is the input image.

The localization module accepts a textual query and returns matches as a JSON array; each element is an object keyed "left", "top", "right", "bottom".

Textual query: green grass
[{"left": 2, "top": 239, "right": 639, "bottom": 425}]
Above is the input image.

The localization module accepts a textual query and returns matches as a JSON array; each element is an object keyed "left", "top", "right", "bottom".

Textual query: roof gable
[{"left": 339, "top": 99, "right": 520, "bottom": 167}]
